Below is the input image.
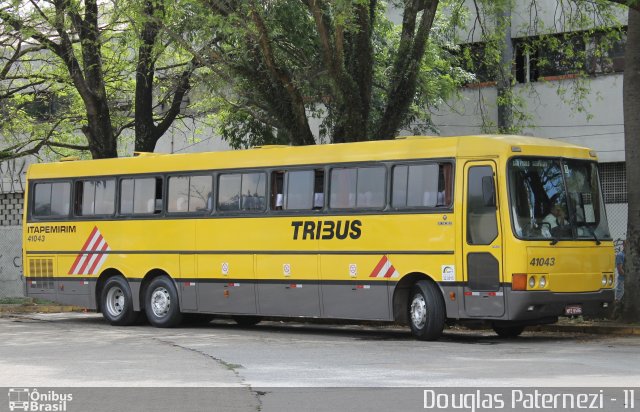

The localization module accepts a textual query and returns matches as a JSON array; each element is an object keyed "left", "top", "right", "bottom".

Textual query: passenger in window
[{"left": 542, "top": 204, "right": 568, "bottom": 238}]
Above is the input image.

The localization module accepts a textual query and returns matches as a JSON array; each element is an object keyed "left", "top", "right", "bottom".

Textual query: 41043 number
[{"left": 530, "top": 257, "right": 555, "bottom": 266}]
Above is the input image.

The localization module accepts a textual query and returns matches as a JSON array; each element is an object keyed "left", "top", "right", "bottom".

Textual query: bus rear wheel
[
  {"left": 101, "top": 276, "right": 138, "bottom": 326},
  {"left": 493, "top": 325, "right": 525, "bottom": 338},
  {"left": 145, "top": 276, "right": 183, "bottom": 328},
  {"left": 408, "top": 280, "right": 445, "bottom": 341}
]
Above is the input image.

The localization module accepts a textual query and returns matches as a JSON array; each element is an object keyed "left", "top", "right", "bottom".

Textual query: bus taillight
[{"left": 512, "top": 274, "right": 527, "bottom": 291}]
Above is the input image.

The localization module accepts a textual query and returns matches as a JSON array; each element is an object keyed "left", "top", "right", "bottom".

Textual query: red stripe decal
[
  {"left": 68, "top": 226, "right": 99, "bottom": 274},
  {"left": 464, "top": 291, "right": 472, "bottom": 296},
  {"left": 77, "top": 234, "right": 103, "bottom": 274},
  {"left": 86, "top": 240, "right": 109, "bottom": 275},
  {"left": 369, "top": 256, "right": 388, "bottom": 277},
  {"left": 383, "top": 265, "right": 396, "bottom": 278}
]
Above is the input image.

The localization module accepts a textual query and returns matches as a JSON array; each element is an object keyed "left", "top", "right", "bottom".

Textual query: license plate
[{"left": 565, "top": 305, "right": 583, "bottom": 315}]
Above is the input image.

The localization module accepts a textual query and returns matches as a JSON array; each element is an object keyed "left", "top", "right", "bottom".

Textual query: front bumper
[{"left": 506, "top": 288, "right": 614, "bottom": 321}]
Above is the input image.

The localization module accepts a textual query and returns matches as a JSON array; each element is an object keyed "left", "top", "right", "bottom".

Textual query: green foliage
[
  {"left": 0, "top": 0, "right": 201, "bottom": 159},
  {"left": 183, "top": 0, "right": 471, "bottom": 146}
]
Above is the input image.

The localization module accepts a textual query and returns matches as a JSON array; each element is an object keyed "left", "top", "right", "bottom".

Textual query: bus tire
[
  {"left": 493, "top": 325, "right": 525, "bottom": 338},
  {"left": 101, "top": 276, "right": 138, "bottom": 326},
  {"left": 408, "top": 280, "right": 445, "bottom": 341},
  {"left": 233, "top": 315, "right": 262, "bottom": 327},
  {"left": 145, "top": 276, "right": 183, "bottom": 328}
]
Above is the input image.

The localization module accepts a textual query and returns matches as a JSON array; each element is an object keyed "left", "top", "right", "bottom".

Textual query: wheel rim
[
  {"left": 410, "top": 293, "right": 427, "bottom": 329},
  {"left": 105, "top": 287, "right": 125, "bottom": 318},
  {"left": 151, "top": 287, "right": 171, "bottom": 317}
]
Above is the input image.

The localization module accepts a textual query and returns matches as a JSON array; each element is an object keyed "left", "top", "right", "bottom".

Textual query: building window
[
  {"left": 459, "top": 42, "right": 497, "bottom": 83},
  {"left": 598, "top": 162, "right": 626, "bottom": 204},
  {"left": 587, "top": 31, "right": 626, "bottom": 74},
  {"left": 515, "top": 29, "right": 626, "bottom": 83}
]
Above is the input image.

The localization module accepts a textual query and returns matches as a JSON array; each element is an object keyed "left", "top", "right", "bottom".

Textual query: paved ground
[{"left": 1, "top": 313, "right": 639, "bottom": 411}]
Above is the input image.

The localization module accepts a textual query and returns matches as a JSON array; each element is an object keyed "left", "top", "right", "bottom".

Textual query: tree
[
  {"left": 619, "top": 4, "right": 640, "bottom": 322},
  {"left": 183, "top": 0, "right": 467, "bottom": 148},
  {"left": 0, "top": 0, "right": 199, "bottom": 159}
]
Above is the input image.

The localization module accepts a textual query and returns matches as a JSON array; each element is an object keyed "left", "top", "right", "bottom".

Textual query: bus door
[{"left": 462, "top": 161, "right": 505, "bottom": 317}]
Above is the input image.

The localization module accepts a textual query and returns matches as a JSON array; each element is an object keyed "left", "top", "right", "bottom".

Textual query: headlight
[
  {"left": 602, "top": 275, "right": 607, "bottom": 286},
  {"left": 529, "top": 276, "right": 536, "bottom": 288},
  {"left": 539, "top": 276, "right": 547, "bottom": 288},
  {"left": 608, "top": 274, "right": 614, "bottom": 286}
]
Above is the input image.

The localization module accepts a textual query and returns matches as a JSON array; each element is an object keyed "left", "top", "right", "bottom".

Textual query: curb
[{"left": 0, "top": 305, "right": 84, "bottom": 314}]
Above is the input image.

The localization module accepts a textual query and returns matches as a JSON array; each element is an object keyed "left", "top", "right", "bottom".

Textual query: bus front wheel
[
  {"left": 408, "top": 280, "right": 446, "bottom": 341},
  {"left": 145, "top": 276, "right": 183, "bottom": 328},
  {"left": 101, "top": 276, "right": 138, "bottom": 326}
]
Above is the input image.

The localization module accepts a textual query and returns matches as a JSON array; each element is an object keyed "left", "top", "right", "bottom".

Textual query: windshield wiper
[
  {"left": 587, "top": 226, "right": 601, "bottom": 245},
  {"left": 550, "top": 236, "right": 559, "bottom": 246},
  {"left": 576, "top": 222, "right": 601, "bottom": 245}
]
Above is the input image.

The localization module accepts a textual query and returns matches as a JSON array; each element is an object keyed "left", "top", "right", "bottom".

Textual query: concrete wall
[
  {"left": 0, "top": 227, "right": 24, "bottom": 298},
  {"left": 431, "top": 74, "right": 625, "bottom": 162}
]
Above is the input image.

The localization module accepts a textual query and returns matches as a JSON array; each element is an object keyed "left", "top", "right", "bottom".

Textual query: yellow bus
[{"left": 22, "top": 135, "right": 614, "bottom": 340}]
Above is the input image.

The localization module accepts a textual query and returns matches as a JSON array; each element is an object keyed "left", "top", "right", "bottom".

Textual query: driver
[{"left": 542, "top": 204, "right": 567, "bottom": 238}]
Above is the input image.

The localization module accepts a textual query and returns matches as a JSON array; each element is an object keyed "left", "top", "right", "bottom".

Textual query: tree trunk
[
  {"left": 622, "top": 7, "right": 640, "bottom": 322},
  {"left": 497, "top": 4, "right": 513, "bottom": 133}
]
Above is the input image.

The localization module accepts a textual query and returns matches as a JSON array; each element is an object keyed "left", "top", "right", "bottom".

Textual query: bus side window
[
  {"left": 218, "top": 173, "right": 266, "bottom": 212},
  {"left": 392, "top": 163, "right": 446, "bottom": 208},
  {"left": 168, "top": 175, "right": 211, "bottom": 213},
  {"left": 271, "top": 171, "right": 285, "bottom": 210},
  {"left": 33, "top": 182, "right": 71, "bottom": 217},
  {"left": 313, "top": 169, "right": 324, "bottom": 209},
  {"left": 120, "top": 177, "right": 162, "bottom": 215},
  {"left": 75, "top": 179, "right": 115, "bottom": 216}
]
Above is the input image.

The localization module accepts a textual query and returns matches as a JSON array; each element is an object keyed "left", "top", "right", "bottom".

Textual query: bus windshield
[{"left": 508, "top": 157, "right": 611, "bottom": 241}]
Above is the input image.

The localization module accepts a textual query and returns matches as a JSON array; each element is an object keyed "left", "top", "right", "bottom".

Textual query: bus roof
[{"left": 27, "top": 135, "right": 596, "bottom": 179}]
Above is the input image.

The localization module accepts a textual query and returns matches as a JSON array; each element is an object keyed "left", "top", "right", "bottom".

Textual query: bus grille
[{"left": 28, "top": 258, "right": 54, "bottom": 290}]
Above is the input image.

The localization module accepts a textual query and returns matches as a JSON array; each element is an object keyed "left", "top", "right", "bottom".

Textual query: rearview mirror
[{"left": 482, "top": 176, "right": 496, "bottom": 207}]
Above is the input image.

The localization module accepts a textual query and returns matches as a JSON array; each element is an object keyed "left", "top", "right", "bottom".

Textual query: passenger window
[
  {"left": 168, "top": 175, "right": 213, "bottom": 213},
  {"left": 120, "top": 177, "right": 163, "bottom": 215},
  {"left": 75, "top": 179, "right": 116, "bottom": 216},
  {"left": 329, "top": 166, "right": 385, "bottom": 209},
  {"left": 218, "top": 173, "right": 266, "bottom": 212},
  {"left": 392, "top": 163, "right": 453, "bottom": 208},
  {"left": 33, "top": 182, "right": 71, "bottom": 217},
  {"left": 271, "top": 169, "right": 324, "bottom": 210}
]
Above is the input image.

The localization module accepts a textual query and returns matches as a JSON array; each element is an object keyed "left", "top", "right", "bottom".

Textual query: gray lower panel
[
  {"left": 505, "top": 288, "right": 614, "bottom": 320},
  {"left": 257, "top": 283, "right": 321, "bottom": 317},
  {"left": 463, "top": 287, "right": 505, "bottom": 317},
  {"left": 197, "top": 282, "right": 257, "bottom": 314},
  {"left": 180, "top": 282, "right": 198, "bottom": 311},
  {"left": 58, "top": 280, "right": 90, "bottom": 295},
  {"left": 322, "top": 283, "right": 390, "bottom": 321}
]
